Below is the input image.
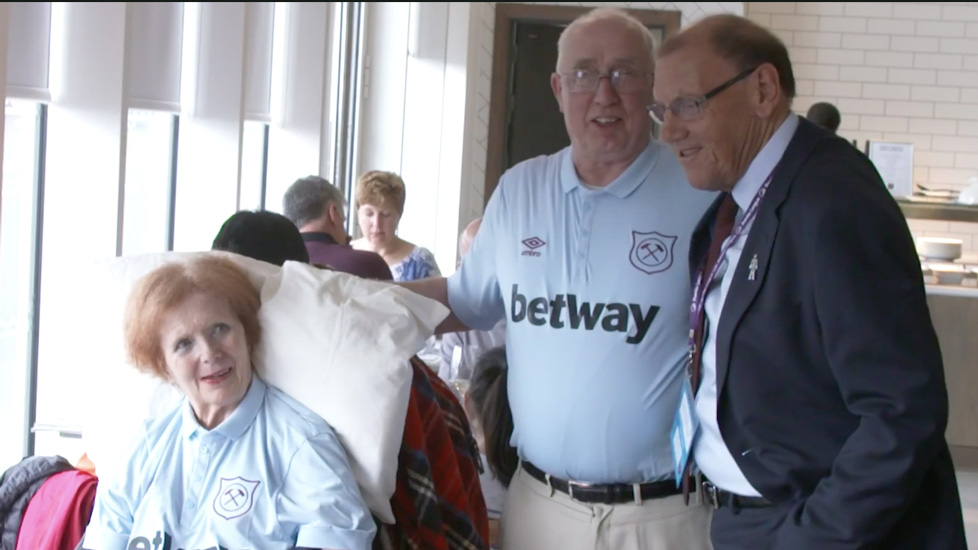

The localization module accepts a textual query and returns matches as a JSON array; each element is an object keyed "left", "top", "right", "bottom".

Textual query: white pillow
[
  {"left": 75, "top": 251, "right": 448, "bottom": 524},
  {"left": 254, "top": 260, "right": 448, "bottom": 521}
]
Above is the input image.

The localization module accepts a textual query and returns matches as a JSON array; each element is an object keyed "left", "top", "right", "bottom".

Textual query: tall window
[
  {"left": 239, "top": 121, "right": 270, "bottom": 211},
  {"left": 123, "top": 110, "right": 178, "bottom": 255},
  {"left": 0, "top": 100, "right": 45, "bottom": 469}
]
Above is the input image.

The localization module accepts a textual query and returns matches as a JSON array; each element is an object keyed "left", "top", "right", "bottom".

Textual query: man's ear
[
  {"left": 327, "top": 202, "right": 343, "bottom": 226},
  {"left": 753, "top": 63, "right": 782, "bottom": 118},
  {"left": 551, "top": 72, "right": 565, "bottom": 113}
]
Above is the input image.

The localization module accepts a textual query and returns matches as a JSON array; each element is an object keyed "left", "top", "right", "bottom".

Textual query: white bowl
[{"left": 917, "top": 237, "right": 963, "bottom": 261}]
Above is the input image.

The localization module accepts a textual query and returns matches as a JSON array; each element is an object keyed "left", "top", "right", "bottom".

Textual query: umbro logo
[{"left": 521, "top": 237, "right": 546, "bottom": 257}]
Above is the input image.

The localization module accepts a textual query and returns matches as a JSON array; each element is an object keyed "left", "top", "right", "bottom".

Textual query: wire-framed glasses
[
  {"left": 648, "top": 66, "right": 758, "bottom": 125},
  {"left": 558, "top": 68, "right": 652, "bottom": 94}
]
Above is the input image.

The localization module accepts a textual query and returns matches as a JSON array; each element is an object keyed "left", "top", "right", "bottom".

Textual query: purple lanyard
[{"left": 687, "top": 173, "right": 774, "bottom": 352}]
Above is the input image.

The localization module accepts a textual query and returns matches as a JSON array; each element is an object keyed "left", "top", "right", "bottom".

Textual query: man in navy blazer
[{"left": 651, "top": 14, "right": 966, "bottom": 549}]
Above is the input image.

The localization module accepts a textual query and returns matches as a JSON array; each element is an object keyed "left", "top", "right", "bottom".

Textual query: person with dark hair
[
  {"left": 805, "top": 101, "right": 841, "bottom": 134},
  {"left": 211, "top": 210, "right": 309, "bottom": 266},
  {"left": 653, "top": 13, "right": 965, "bottom": 549},
  {"left": 467, "top": 346, "right": 517, "bottom": 486},
  {"left": 282, "top": 175, "right": 393, "bottom": 280},
  {"left": 463, "top": 346, "right": 515, "bottom": 550}
]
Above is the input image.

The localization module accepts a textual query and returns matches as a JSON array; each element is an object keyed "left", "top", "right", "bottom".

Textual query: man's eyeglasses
[
  {"left": 558, "top": 69, "right": 652, "bottom": 94},
  {"left": 648, "top": 66, "right": 758, "bottom": 125}
]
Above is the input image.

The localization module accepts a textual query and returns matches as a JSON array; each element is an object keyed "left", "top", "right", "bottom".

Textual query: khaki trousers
[{"left": 501, "top": 466, "right": 713, "bottom": 550}]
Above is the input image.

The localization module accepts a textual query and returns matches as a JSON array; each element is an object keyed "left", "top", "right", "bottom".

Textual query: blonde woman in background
[{"left": 351, "top": 170, "right": 441, "bottom": 282}]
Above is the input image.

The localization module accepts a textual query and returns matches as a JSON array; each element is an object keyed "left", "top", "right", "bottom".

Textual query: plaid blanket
[{"left": 379, "top": 357, "right": 489, "bottom": 550}]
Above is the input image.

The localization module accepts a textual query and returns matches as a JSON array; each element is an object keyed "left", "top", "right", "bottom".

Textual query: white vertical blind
[
  {"left": 277, "top": 2, "right": 329, "bottom": 128},
  {"left": 39, "top": 0, "right": 128, "bottom": 460},
  {"left": 126, "top": 2, "right": 184, "bottom": 112},
  {"left": 264, "top": 2, "right": 331, "bottom": 209},
  {"left": 244, "top": 2, "right": 274, "bottom": 121},
  {"left": 0, "top": 2, "right": 9, "bottom": 178},
  {"left": 6, "top": 2, "right": 52, "bottom": 100},
  {"left": 357, "top": 2, "right": 409, "bottom": 185},
  {"left": 173, "top": 1, "right": 247, "bottom": 252}
]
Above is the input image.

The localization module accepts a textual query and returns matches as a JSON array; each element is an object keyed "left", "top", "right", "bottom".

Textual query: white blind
[
  {"left": 6, "top": 2, "right": 52, "bottom": 100},
  {"left": 243, "top": 2, "right": 274, "bottom": 122},
  {"left": 126, "top": 2, "right": 184, "bottom": 112}
]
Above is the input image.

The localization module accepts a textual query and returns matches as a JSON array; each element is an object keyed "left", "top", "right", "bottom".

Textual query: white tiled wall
[{"left": 748, "top": 2, "right": 978, "bottom": 253}]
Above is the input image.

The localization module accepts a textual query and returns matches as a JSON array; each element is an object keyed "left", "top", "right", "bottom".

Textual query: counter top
[
  {"left": 898, "top": 200, "right": 978, "bottom": 223},
  {"left": 926, "top": 285, "right": 978, "bottom": 298}
]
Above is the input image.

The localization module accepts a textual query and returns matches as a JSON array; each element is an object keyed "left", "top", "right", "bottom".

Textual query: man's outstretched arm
[{"left": 398, "top": 277, "right": 469, "bottom": 334}]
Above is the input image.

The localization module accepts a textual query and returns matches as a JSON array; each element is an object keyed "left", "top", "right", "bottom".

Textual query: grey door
[{"left": 505, "top": 21, "right": 567, "bottom": 171}]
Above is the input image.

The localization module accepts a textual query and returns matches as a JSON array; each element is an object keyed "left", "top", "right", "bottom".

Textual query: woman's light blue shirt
[{"left": 84, "top": 376, "right": 376, "bottom": 550}]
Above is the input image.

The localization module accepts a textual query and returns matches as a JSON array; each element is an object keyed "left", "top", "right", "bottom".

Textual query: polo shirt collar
[
  {"left": 731, "top": 113, "right": 799, "bottom": 211},
  {"left": 560, "top": 140, "right": 659, "bottom": 199},
  {"left": 181, "top": 374, "right": 265, "bottom": 441}
]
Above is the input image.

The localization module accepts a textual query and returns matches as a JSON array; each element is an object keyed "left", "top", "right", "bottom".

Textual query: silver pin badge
[{"left": 748, "top": 254, "right": 759, "bottom": 281}]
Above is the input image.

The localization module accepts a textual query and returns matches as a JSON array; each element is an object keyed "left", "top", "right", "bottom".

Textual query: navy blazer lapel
[{"left": 714, "top": 119, "right": 823, "bottom": 394}]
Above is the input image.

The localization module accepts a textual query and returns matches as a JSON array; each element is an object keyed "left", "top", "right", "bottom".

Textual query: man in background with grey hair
[{"left": 283, "top": 175, "right": 392, "bottom": 280}]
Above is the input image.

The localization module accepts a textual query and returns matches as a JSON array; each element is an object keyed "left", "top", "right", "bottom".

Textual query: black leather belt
[
  {"left": 701, "top": 480, "right": 773, "bottom": 510},
  {"left": 521, "top": 461, "right": 687, "bottom": 505}
]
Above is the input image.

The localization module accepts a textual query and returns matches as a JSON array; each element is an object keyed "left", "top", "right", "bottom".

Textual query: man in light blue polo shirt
[
  {"left": 400, "top": 7, "right": 715, "bottom": 550},
  {"left": 83, "top": 376, "right": 375, "bottom": 550}
]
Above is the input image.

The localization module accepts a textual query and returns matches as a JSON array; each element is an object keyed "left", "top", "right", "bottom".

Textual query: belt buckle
[
  {"left": 567, "top": 481, "right": 594, "bottom": 504},
  {"left": 702, "top": 481, "right": 720, "bottom": 509}
]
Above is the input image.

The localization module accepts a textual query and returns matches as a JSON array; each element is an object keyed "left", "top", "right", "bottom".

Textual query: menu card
[{"left": 868, "top": 141, "right": 914, "bottom": 198}]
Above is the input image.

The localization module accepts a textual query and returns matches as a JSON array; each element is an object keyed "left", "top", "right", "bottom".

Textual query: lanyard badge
[{"left": 672, "top": 173, "right": 774, "bottom": 485}]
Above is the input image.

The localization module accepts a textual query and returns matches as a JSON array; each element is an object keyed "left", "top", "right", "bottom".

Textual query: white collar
[{"left": 731, "top": 113, "right": 799, "bottom": 210}]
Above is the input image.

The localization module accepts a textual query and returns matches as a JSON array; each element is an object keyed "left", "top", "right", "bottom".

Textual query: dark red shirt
[{"left": 302, "top": 232, "right": 393, "bottom": 280}]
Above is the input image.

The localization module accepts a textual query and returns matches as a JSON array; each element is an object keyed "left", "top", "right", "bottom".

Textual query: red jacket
[{"left": 16, "top": 469, "right": 97, "bottom": 550}]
